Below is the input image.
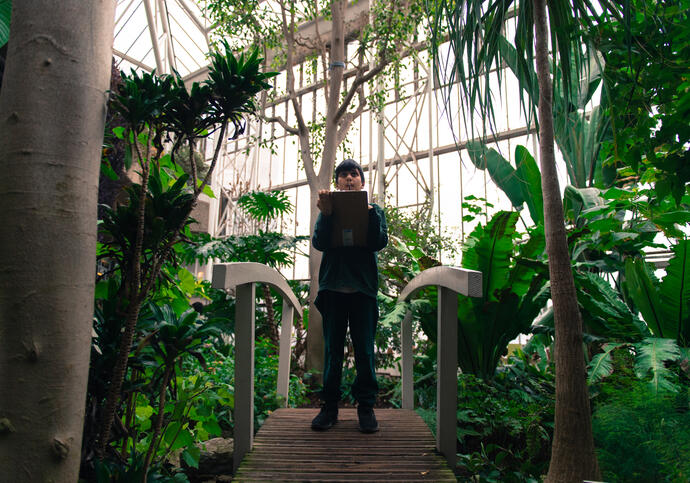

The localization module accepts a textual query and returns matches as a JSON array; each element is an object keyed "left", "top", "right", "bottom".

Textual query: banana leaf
[
  {"left": 624, "top": 257, "right": 674, "bottom": 340},
  {"left": 659, "top": 240, "right": 690, "bottom": 346},
  {"left": 461, "top": 211, "right": 519, "bottom": 302},
  {"left": 0, "top": 0, "right": 11, "bottom": 48},
  {"left": 456, "top": 211, "right": 548, "bottom": 378},
  {"left": 514, "top": 146, "right": 544, "bottom": 225},
  {"left": 563, "top": 185, "right": 604, "bottom": 224},
  {"left": 574, "top": 271, "right": 649, "bottom": 341},
  {"left": 466, "top": 141, "right": 526, "bottom": 210}
]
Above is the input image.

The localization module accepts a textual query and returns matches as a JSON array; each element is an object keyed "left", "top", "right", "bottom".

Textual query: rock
[{"left": 184, "top": 437, "right": 234, "bottom": 482}]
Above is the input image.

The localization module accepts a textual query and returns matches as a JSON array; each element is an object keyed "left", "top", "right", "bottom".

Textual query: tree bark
[
  {"left": 0, "top": 1, "right": 115, "bottom": 480},
  {"left": 532, "top": 0, "right": 601, "bottom": 481},
  {"left": 305, "top": 0, "right": 348, "bottom": 378}
]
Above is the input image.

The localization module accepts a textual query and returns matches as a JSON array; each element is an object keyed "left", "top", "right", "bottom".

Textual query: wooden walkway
[{"left": 232, "top": 408, "right": 456, "bottom": 482}]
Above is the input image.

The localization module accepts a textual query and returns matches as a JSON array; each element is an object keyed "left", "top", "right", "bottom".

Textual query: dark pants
[{"left": 316, "top": 290, "right": 379, "bottom": 408}]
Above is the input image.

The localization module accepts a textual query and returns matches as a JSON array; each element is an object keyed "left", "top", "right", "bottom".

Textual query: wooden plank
[{"left": 232, "top": 408, "right": 456, "bottom": 482}]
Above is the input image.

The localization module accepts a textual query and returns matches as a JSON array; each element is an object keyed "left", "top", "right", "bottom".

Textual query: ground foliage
[{"left": 590, "top": 350, "right": 690, "bottom": 482}]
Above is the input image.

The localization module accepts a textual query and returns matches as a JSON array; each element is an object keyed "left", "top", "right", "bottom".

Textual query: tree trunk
[
  {"left": 0, "top": 1, "right": 115, "bottom": 480},
  {"left": 532, "top": 0, "right": 601, "bottom": 481},
  {"left": 305, "top": 0, "right": 348, "bottom": 379},
  {"left": 306, "top": 181, "right": 328, "bottom": 380}
]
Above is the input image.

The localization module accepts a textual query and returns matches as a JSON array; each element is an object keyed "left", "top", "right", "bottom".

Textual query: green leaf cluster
[
  {"left": 624, "top": 240, "right": 690, "bottom": 346},
  {"left": 595, "top": 0, "right": 690, "bottom": 205},
  {"left": 592, "top": 372, "right": 690, "bottom": 482}
]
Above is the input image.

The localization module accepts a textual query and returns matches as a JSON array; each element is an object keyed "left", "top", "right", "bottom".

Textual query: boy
[{"left": 310, "top": 158, "right": 388, "bottom": 433}]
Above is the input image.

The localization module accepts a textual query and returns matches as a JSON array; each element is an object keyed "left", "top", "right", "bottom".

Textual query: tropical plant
[
  {"left": 465, "top": 143, "right": 544, "bottom": 225},
  {"left": 180, "top": 189, "right": 307, "bottom": 352},
  {"left": 454, "top": 211, "right": 549, "bottom": 379},
  {"left": 0, "top": 0, "right": 10, "bottom": 49},
  {"left": 426, "top": 0, "right": 637, "bottom": 478},
  {"left": 591, "top": 370, "right": 690, "bottom": 482},
  {"left": 454, "top": 369, "right": 555, "bottom": 482},
  {"left": 135, "top": 304, "right": 223, "bottom": 476},
  {"left": 624, "top": 240, "right": 690, "bottom": 346},
  {"left": 95, "top": 44, "right": 275, "bottom": 462},
  {"left": 594, "top": 0, "right": 690, "bottom": 206}
]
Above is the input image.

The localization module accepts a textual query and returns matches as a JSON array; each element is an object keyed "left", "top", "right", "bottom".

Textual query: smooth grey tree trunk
[
  {"left": 0, "top": 1, "right": 115, "bottom": 480},
  {"left": 531, "top": 0, "right": 601, "bottom": 481}
]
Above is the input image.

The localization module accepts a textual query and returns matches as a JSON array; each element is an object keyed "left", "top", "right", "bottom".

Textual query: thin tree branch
[
  {"left": 278, "top": 0, "right": 309, "bottom": 137},
  {"left": 263, "top": 114, "right": 299, "bottom": 135}
]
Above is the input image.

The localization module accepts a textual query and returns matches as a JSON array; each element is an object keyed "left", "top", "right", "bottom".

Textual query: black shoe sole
[
  {"left": 311, "top": 420, "right": 337, "bottom": 431},
  {"left": 358, "top": 425, "right": 379, "bottom": 433}
]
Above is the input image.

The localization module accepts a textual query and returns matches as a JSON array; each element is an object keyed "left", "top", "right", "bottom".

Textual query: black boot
[
  {"left": 357, "top": 406, "right": 378, "bottom": 433},
  {"left": 311, "top": 403, "right": 338, "bottom": 430}
]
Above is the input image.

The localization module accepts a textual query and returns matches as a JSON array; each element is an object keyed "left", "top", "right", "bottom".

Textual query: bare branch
[
  {"left": 278, "top": 0, "right": 309, "bottom": 136},
  {"left": 312, "top": 0, "right": 330, "bottom": 101},
  {"left": 336, "top": 86, "right": 366, "bottom": 147},
  {"left": 334, "top": 43, "right": 416, "bottom": 123},
  {"left": 263, "top": 114, "right": 299, "bottom": 135}
]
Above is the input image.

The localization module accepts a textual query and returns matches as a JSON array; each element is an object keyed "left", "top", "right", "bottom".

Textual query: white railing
[
  {"left": 398, "top": 266, "right": 482, "bottom": 470},
  {"left": 211, "top": 262, "right": 302, "bottom": 470}
]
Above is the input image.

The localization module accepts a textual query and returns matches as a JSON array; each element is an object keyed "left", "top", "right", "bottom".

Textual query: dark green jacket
[{"left": 312, "top": 203, "right": 388, "bottom": 299}]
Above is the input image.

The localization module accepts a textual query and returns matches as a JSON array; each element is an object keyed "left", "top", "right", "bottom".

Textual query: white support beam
[
  {"left": 175, "top": 0, "right": 211, "bottom": 38},
  {"left": 143, "top": 0, "right": 164, "bottom": 72},
  {"left": 276, "top": 300, "right": 294, "bottom": 405},
  {"left": 113, "top": 49, "right": 154, "bottom": 72},
  {"left": 157, "top": 0, "right": 177, "bottom": 72},
  {"left": 233, "top": 282, "right": 255, "bottom": 472},
  {"left": 115, "top": 0, "right": 139, "bottom": 27},
  {"left": 401, "top": 311, "right": 414, "bottom": 409},
  {"left": 437, "top": 286, "right": 458, "bottom": 470}
]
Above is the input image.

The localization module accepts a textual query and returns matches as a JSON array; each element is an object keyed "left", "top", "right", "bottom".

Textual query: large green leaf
[
  {"left": 575, "top": 271, "right": 648, "bottom": 340},
  {"left": 466, "top": 141, "right": 525, "bottom": 210},
  {"left": 634, "top": 337, "right": 681, "bottom": 394},
  {"left": 0, "top": 0, "right": 10, "bottom": 48},
  {"left": 659, "top": 240, "right": 690, "bottom": 346},
  {"left": 514, "top": 145, "right": 543, "bottom": 225},
  {"left": 624, "top": 257, "right": 672, "bottom": 339},
  {"left": 455, "top": 211, "right": 547, "bottom": 379},
  {"left": 461, "top": 211, "right": 519, "bottom": 302},
  {"left": 563, "top": 185, "right": 604, "bottom": 223},
  {"left": 587, "top": 343, "right": 625, "bottom": 384}
]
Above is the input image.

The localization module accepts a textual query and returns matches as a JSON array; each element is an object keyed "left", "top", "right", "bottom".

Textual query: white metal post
[
  {"left": 233, "top": 282, "right": 255, "bottom": 471},
  {"left": 143, "top": 0, "right": 164, "bottom": 73},
  {"left": 276, "top": 299, "right": 294, "bottom": 406},
  {"left": 437, "top": 286, "right": 458, "bottom": 470},
  {"left": 401, "top": 310, "right": 414, "bottom": 409}
]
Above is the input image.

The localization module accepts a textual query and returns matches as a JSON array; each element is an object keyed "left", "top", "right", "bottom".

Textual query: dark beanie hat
[{"left": 334, "top": 158, "right": 365, "bottom": 184}]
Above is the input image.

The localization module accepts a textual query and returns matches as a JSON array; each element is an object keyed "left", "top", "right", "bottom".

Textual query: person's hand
[
  {"left": 368, "top": 204, "right": 373, "bottom": 210},
  {"left": 317, "top": 189, "right": 333, "bottom": 215}
]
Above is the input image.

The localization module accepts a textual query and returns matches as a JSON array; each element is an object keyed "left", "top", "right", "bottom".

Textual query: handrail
[
  {"left": 211, "top": 262, "right": 303, "bottom": 471},
  {"left": 398, "top": 266, "right": 482, "bottom": 470}
]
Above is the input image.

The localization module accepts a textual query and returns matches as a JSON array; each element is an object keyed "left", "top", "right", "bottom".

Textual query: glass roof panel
[{"left": 112, "top": 0, "right": 211, "bottom": 77}]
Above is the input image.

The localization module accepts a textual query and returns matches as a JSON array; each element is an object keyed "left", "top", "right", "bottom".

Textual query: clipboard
[{"left": 330, "top": 190, "right": 369, "bottom": 247}]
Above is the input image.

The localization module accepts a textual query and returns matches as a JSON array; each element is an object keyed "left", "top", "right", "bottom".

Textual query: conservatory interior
[{"left": 0, "top": 0, "right": 688, "bottom": 482}]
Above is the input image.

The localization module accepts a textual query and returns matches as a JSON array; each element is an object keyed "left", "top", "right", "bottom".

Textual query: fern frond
[
  {"left": 634, "top": 338, "right": 681, "bottom": 394},
  {"left": 587, "top": 343, "right": 626, "bottom": 384}
]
